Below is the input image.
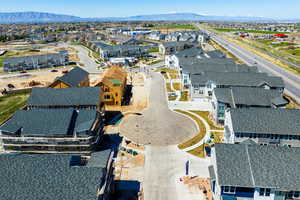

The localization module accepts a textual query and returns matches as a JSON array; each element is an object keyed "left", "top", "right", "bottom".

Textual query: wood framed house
[
  {"left": 95, "top": 66, "right": 127, "bottom": 108},
  {"left": 49, "top": 67, "right": 89, "bottom": 88}
]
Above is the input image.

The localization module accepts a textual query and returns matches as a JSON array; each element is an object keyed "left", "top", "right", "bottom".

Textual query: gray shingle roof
[
  {"left": 27, "top": 87, "right": 101, "bottom": 107},
  {"left": 214, "top": 143, "right": 300, "bottom": 190},
  {"left": 230, "top": 108, "right": 300, "bottom": 135},
  {"left": 56, "top": 67, "right": 89, "bottom": 87},
  {"left": 182, "top": 63, "right": 258, "bottom": 75},
  {"left": 0, "top": 109, "right": 98, "bottom": 137},
  {"left": 0, "top": 152, "right": 111, "bottom": 200},
  {"left": 191, "top": 72, "right": 284, "bottom": 88},
  {"left": 214, "top": 87, "right": 287, "bottom": 107}
]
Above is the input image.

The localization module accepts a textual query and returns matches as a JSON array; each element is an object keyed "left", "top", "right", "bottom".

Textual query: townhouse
[
  {"left": 49, "top": 67, "right": 90, "bottom": 88},
  {"left": 95, "top": 66, "right": 127, "bottom": 108},
  {"left": 224, "top": 108, "right": 300, "bottom": 147},
  {"left": 212, "top": 87, "right": 288, "bottom": 124},
  {"left": 3, "top": 50, "right": 69, "bottom": 72},
  {"left": 26, "top": 87, "right": 104, "bottom": 111},
  {"left": 190, "top": 72, "right": 284, "bottom": 98},
  {"left": 0, "top": 108, "right": 104, "bottom": 153},
  {"left": 93, "top": 42, "right": 148, "bottom": 60},
  {"left": 0, "top": 150, "right": 114, "bottom": 200},
  {"left": 210, "top": 143, "right": 300, "bottom": 200},
  {"left": 159, "top": 41, "right": 196, "bottom": 55}
]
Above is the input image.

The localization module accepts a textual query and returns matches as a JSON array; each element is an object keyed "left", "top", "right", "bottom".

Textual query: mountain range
[{"left": 0, "top": 12, "right": 299, "bottom": 23}]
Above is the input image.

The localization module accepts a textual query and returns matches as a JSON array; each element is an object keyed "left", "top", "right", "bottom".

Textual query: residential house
[
  {"left": 49, "top": 67, "right": 89, "bottom": 88},
  {"left": 0, "top": 150, "right": 114, "bottom": 200},
  {"left": 190, "top": 72, "right": 285, "bottom": 98},
  {"left": 147, "top": 31, "right": 167, "bottom": 41},
  {"left": 93, "top": 42, "right": 148, "bottom": 60},
  {"left": 3, "top": 50, "right": 69, "bottom": 72},
  {"left": 224, "top": 108, "right": 300, "bottom": 147},
  {"left": 26, "top": 87, "right": 104, "bottom": 111},
  {"left": 212, "top": 87, "right": 288, "bottom": 124},
  {"left": 159, "top": 41, "right": 196, "bottom": 55},
  {"left": 95, "top": 66, "right": 127, "bottom": 108},
  {"left": 210, "top": 143, "right": 300, "bottom": 200},
  {"left": 0, "top": 109, "right": 104, "bottom": 153}
]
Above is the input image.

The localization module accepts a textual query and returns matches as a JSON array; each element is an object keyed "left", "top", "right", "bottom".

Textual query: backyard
[{"left": 0, "top": 93, "right": 29, "bottom": 123}]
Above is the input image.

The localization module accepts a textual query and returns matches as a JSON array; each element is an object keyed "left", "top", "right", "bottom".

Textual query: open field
[
  {"left": 214, "top": 28, "right": 287, "bottom": 34},
  {"left": 176, "top": 110, "right": 206, "bottom": 149},
  {"left": 0, "top": 93, "right": 29, "bottom": 123},
  {"left": 154, "top": 24, "right": 197, "bottom": 30}
]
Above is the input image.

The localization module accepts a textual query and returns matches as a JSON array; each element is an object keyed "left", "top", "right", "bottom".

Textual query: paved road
[
  {"left": 195, "top": 24, "right": 300, "bottom": 103},
  {"left": 120, "top": 71, "right": 197, "bottom": 145}
]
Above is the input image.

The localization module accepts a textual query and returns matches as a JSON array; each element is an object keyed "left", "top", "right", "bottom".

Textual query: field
[
  {"left": 0, "top": 93, "right": 29, "bottom": 123},
  {"left": 154, "top": 24, "right": 196, "bottom": 30},
  {"left": 214, "top": 28, "right": 287, "bottom": 34}
]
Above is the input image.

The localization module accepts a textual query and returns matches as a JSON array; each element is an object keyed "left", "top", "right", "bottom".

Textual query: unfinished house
[
  {"left": 95, "top": 66, "right": 127, "bottom": 108},
  {"left": 49, "top": 67, "right": 89, "bottom": 88}
]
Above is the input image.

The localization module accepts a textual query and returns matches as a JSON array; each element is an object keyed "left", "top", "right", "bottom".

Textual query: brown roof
[{"left": 96, "top": 66, "right": 127, "bottom": 87}]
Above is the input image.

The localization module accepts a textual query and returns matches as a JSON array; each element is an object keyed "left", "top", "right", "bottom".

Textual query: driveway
[{"left": 119, "top": 72, "right": 198, "bottom": 146}]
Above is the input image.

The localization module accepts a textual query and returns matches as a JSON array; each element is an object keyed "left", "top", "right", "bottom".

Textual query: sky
[{"left": 0, "top": 0, "right": 299, "bottom": 19}]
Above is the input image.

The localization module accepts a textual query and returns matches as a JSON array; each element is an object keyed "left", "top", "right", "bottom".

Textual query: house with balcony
[
  {"left": 190, "top": 72, "right": 284, "bottom": 99},
  {"left": 49, "top": 67, "right": 89, "bottom": 88},
  {"left": 212, "top": 87, "right": 288, "bottom": 124},
  {"left": 3, "top": 50, "right": 69, "bottom": 72},
  {"left": 224, "top": 108, "right": 300, "bottom": 147},
  {"left": 210, "top": 143, "right": 300, "bottom": 200},
  {"left": 0, "top": 150, "right": 114, "bottom": 200},
  {"left": 26, "top": 87, "right": 104, "bottom": 111},
  {"left": 0, "top": 108, "right": 104, "bottom": 153}
]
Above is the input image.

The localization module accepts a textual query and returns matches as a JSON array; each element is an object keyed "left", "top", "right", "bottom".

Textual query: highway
[{"left": 195, "top": 24, "right": 300, "bottom": 103}]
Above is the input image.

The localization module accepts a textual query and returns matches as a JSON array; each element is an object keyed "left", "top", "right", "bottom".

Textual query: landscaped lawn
[
  {"left": 166, "top": 83, "right": 173, "bottom": 92},
  {"left": 175, "top": 110, "right": 206, "bottom": 149},
  {"left": 169, "top": 73, "right": 178, "bottom": 79},
  {"left": 187, "top": 144, "right": 209, "bottom": 158},
  {"left": 172, "top": 82, "right": 181, "bottom": 91},
  {"left": 0, "top": 93, "right": 29, "bottom": 123},
  {"left": 211, "top": 132, "right": 224, "bottom": 143},
  {"left": 190, "top": 111, "right": 223, "bottom": 130},
  {"left": 168, "top": 96, "right": 177, "bottom": 101},
  {"left": 179, "top": 91, "right": 188, "bottom": 101},
  {"left": 155, "top": 67, "right": 177, "bottom": 73}
]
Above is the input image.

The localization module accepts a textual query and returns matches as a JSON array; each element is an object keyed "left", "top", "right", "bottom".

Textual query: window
[
  {"left": 218, "top": 113, "right": 224, "bottom": 118},
  {"left": 104, "top": 88, "right": 109, "bottom": 92},
  {"left": 104, "top": 95, "right": 111, "bottom": 99},
  {"left": 260, "top": 188, "right": 271, "bottom": 196},
  {"left": 223, "top": 186, "right": 236, "bottom": 194},
  {"left": 294, "top": 192, "right": 299, "bottom": 198}
]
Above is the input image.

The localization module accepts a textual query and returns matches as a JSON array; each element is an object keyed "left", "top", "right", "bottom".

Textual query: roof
[
  {"left": 191, "top": 71, "right": 284, "bottom": 88},
  {"left": 214, "top": 87, "right": 287, "bottom": 107},
  {"left": 87, "top": 150, "right": 112, "bottom": 168},
  {"left": 182, "top": 63, "right": 258, "bottom": 75},
  {"left": 161, "top": 41, "right": 195, "bottom": 48},
  {"left": 214, "top": 143, "right": 300, "bottom": 190},
  {"left": 97, "top": 66, "right": 127, "bottom": 87},
  {"left": 229, "top": 108, "right": 300, "bottom": 135},
  {"left": 27, "top": 87, "right": 101, "bottom": 107},
  {"left": 55, "top": 67, "right": 89, "bottom": 87},
  {"left": 0, "top": 152, "right": 111, "bottom": 200},
  {"left": 0, "top": 109, "right": 98, "bottom": 137}
]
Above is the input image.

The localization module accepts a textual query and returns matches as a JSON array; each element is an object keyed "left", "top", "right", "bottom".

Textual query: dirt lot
[{"left": 0, "top": 72, "right": 62, "bottom": 90}]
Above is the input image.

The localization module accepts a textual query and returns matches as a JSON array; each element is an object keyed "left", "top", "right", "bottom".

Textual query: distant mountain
[
  {"left": 0, "top": 12, "right": 81, "bottom": 23},
  {"left": 0, "top": 11, "right": 297, "bottom": 23}
]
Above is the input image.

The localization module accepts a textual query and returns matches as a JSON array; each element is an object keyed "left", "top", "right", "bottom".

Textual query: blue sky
[{"left": 0, "top": 0, "right": 299, "bottom": 18}]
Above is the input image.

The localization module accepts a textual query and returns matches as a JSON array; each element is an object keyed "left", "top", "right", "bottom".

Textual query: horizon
[{"left": 0, "top": 0, "right": 300, "bottom": 19}]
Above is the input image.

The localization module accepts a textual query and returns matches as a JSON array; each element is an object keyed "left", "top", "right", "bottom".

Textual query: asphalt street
[{"left": 196, "top": 24, "right": 300, "bottom": 103}]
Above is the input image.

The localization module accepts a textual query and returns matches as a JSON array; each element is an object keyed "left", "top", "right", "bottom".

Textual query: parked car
[
  {"left": 51, "top": 69, "right": 58, "bottom": 72},
  {"left": 20, "top": 71, "right": 27, "bottom": 74},
  {"left": 62, "top": 70, "right": 68, "bottom": 74},
  {"left": 160, "top": 71, "right": 166, "bottom": 74}
]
